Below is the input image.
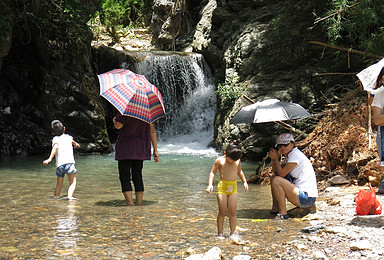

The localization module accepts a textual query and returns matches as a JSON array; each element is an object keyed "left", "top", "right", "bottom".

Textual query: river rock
[
  {"left": 301, "top": 224, "right": 326, "bottom": 234},
  {"left": 350, "top": 240, "right": 373, "bottom": 251},
  {"left": 232, "top": 255, "right": 251, "bottom": 260},
  {"left": 328, "top": 175, "right": 350, "bottom": 185},
  {"left": 312, "top": 250, "right": 328, "bottom": 260}
]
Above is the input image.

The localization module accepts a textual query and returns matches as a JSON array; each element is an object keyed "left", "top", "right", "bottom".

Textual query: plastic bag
[{"left": 355, "top": 183, "right": 382, "bottom": 215}]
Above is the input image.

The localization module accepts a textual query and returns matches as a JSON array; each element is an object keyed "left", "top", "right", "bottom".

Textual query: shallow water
[{"left": 0, "top": 148, "right": 307, "bottom": 259}]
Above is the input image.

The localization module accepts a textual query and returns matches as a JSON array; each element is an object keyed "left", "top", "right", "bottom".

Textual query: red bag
[{"left": 355, "top": 183, "right": 382, "bottom": 215}]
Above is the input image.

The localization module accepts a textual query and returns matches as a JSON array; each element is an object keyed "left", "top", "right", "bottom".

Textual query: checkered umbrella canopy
[{"left": 97, "top": 69, "right": 166, "bottom": 124}]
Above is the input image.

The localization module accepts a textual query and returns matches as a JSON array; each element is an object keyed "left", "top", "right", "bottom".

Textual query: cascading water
[{"left": 123, "top": 52, "right": 217, "bottom": 155}]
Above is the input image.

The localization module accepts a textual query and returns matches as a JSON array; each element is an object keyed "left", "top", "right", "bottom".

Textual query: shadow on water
[
  {"left": 95, "top": 199, "right": 158, "bottom": 207},
  {"left": 237, "top": 208, "right": 274, "bottom": 220}
]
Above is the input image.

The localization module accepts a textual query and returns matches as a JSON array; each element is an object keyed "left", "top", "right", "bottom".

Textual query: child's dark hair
[
  {"left": 225, "top": 140, "right": 242, "bottom": 161},
  {"left": 51, "top": 120, "right": 64, "bottom": 136}
]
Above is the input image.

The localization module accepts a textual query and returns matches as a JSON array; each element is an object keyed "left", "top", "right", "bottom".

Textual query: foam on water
[{"left": 158, "top": 142, "right": 218, "bottom": 157}]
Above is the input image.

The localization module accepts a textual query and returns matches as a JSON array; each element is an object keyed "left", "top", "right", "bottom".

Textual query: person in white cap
[{"left": 267, "top": 133, "right": 318, "bottom": 219}]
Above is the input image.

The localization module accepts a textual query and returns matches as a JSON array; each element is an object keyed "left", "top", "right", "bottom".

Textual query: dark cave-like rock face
[{"left": 0, "top": 0, "right": 112, "bottom": 157}]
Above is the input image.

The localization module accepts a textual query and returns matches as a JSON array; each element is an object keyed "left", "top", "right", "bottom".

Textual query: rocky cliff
[
  {"left": 151, "top": 0, "right": 372, "bottom": 160},
  {"left": 0, "top": 0, "right": 375, "bottom": 162},
  {"left": 0, "top": 0, "right": 112, "bottom": 157}
]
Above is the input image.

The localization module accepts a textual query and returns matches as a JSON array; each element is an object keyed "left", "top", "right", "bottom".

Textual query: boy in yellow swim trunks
[{"left": 206, "top": 141, "right": 248, "bottom": 239}]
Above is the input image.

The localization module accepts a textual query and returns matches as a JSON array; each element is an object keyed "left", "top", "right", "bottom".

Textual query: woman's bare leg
[
  {"left": 135, "top": 191, "right": 144, "bottom": 205},
  {"left": 271, "top": 176, "right": 300, "bottom": 215},
  {"left": 123, "top": 191, "right": 134, "bottom": 205}
]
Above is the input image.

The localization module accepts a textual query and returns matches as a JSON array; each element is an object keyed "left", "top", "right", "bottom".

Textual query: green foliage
[
  {"left": 0, "top": 15, "right": 12, "bottom": 41},
  {"left": 98, "top": 0, "right": 153, "bottom": 44},
  {"left": 315, "top": 0, "right": 384, "bottom": 55},
  {"left": 216, "top": 75, "right": 246, "bottom": 109},
  {"left": 11, "top": 0, "right": 102, "bottom": 59}
]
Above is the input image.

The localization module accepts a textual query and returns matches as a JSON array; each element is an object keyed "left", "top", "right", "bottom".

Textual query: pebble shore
[{"left": 277, "top": 185, "right": 384, "bottom": 259}]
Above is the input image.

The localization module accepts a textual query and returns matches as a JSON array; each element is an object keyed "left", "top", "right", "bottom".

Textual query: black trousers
[{"left": 118, "top": 160, "right": 144, "bottom": 192}]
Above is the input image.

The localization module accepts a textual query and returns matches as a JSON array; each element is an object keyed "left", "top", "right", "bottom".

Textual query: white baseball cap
[{"left": 275, "top": 133, "right": 294, "bottom": 147}]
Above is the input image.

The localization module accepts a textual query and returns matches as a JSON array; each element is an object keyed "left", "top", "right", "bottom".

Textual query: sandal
[
  {"left": 276, "top": 213, "right": 290, "bottom": 220},
  {"left": 269, "top": 210, "right": 279, "bottom": 215}
]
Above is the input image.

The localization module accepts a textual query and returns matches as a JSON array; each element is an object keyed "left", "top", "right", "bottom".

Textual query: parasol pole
[
  {"left": 368, "top": 91, "right": 373, "bottom": 150},
  {"left": 275, "top": 121, "right": 308, "bottom": 138}
]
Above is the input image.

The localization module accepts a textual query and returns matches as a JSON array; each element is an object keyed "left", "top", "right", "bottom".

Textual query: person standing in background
[
  {"left": 113, "top": 114, "right": 160, "bottom": 205},
  {"left": 370, "top": 66, "right": 384, "bottom": 193}
]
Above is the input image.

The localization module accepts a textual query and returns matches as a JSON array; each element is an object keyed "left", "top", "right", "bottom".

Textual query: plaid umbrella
[{"left": 97, "top": 69, "right": 166, "bottom": 124}]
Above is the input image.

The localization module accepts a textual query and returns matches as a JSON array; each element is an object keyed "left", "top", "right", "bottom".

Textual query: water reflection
[{"left": 52, "top": 200, "right": 79, "bottom": 256}]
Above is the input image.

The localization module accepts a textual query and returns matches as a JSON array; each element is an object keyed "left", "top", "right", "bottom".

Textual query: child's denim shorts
[
  {"left": 298, "top": 190, "right": 316, "bottom": 208},
  {"left": 56, "top": 163, "right": 77, "bottom": 177}
]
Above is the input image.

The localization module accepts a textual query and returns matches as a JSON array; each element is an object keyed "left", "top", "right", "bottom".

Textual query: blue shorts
[
  {"left": 298, "top": 190, "right": 316, "bottom": 208},
  {"left": 56, "top": 163, "right": 77, "bottom": 178}
]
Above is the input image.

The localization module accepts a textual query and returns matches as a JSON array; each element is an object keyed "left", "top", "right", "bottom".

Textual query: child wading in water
[
  {"left": 206, "top": 141, "right": 248, "bottom": 239},
  {"left": 43, "top": 120, "right": 80, "bottom": 200}
]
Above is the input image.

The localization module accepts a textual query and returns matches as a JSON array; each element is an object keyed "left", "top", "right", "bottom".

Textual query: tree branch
[
  {"left": 314, "top": 2, "right": 360, "bottom": 24},
  {"left": 309, "top": 41, "right": 383, "bottom": 59}
]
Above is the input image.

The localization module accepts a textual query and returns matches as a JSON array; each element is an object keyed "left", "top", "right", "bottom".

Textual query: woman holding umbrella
[
  {"left": 113, "top": 115, "right": 160, "bottom": 205},
  {"left": 267, "top": 133, "right": 318, "bottom": 219},
  {"left": 97, "top": 68, "right": 166, "bottom": 205},
  {"left": 370, "top": 66, "right": 384, "bottom": 193}
]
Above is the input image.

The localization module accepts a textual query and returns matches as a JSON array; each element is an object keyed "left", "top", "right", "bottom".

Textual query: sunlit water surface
[{"left": 0, "top": 144, "right": 307, "bottom": 259}]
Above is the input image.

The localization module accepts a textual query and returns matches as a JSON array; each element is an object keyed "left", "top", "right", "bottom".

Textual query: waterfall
[{"left": 122, "top": 52, "right": 217, "bottom": 155}]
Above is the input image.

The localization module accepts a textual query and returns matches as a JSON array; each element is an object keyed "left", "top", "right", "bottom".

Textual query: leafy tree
[
  {"left": 11, "top": 0, "right": 102, "bottom": 59},
  {"left": 98, "top": 0, "right": 153, "bottom": 44},
  {"left": 315, "top": 0, "right": 384, "bottom": 55}
]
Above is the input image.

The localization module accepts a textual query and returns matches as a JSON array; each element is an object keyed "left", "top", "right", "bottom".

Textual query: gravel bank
[{"left": 277, "top": 185, "right": 384, "bottom": 259}]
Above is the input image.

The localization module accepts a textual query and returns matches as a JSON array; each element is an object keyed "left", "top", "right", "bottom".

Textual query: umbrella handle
[{"left": 275, "top": 121, "right": 307, "bottom": 138}]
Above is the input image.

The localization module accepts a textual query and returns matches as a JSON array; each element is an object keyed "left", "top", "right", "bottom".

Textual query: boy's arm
[
  {"left": 237, "top": 161, "right": 249, "bottom": 191},
  {"left": 206, "top": 159, "right": 219, "bottom": 193},
  {"left": 72, "top": 140, "right": 80, "bottom": 148},
  {"left": 43, "top": 144, "right": 58, "bottom": 165},
  {"left": 150, "top": 124, "right": 159, "bottom": 162}
]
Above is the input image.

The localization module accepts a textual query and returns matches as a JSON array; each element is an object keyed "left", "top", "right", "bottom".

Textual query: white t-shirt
[
  {"left": 286, "top": 147, "right": 318, "bottom": 197},
  {"left": 371, "top": 88, "right": 384, "bottom": 110},
  {"left": 52, "top": 134, "right": 75, "bottom": 167}
]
